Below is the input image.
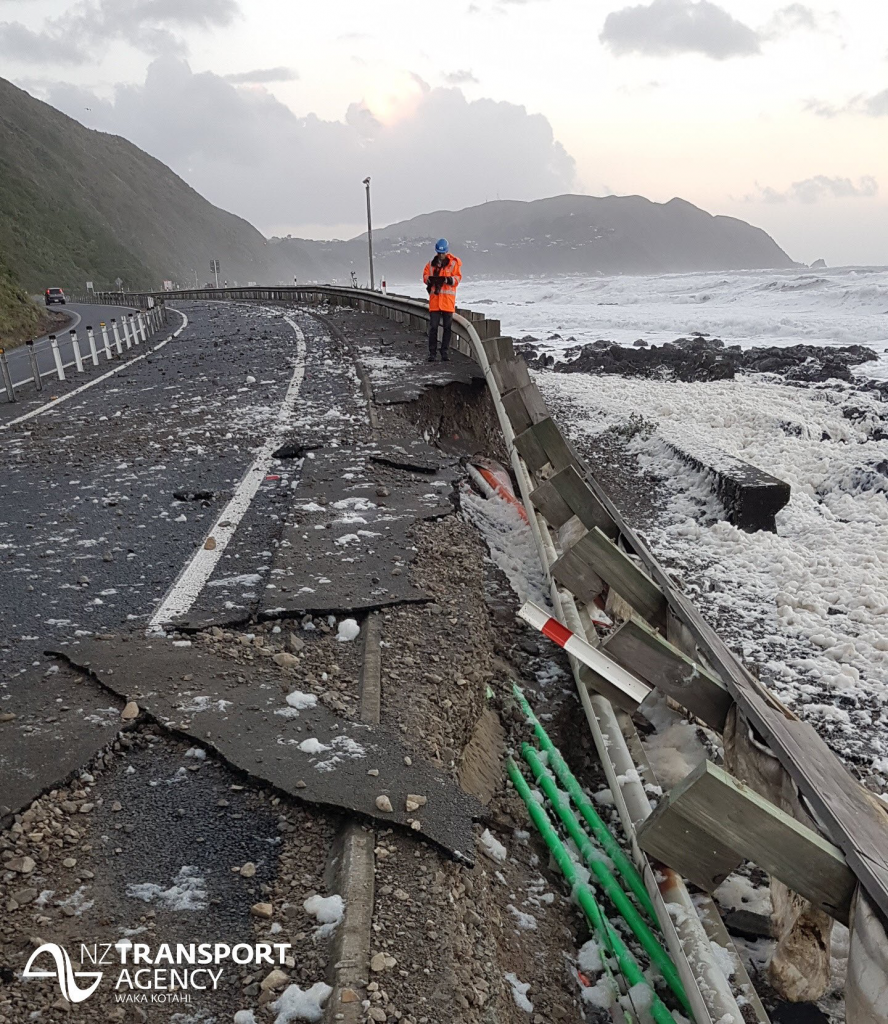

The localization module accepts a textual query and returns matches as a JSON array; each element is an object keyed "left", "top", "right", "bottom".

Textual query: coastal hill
[{"left": 271, "top": 194, "right": 797, "bottom": 281}]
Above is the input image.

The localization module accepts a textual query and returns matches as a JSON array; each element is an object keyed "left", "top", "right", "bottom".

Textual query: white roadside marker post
[
  {"left": 137, "top": 312, "right": 148, "bottom": 342},
  {"left": 26, "top": 340, "right": 43, "bottom": 391},
  {"left": 70, "top": 330, "right": 84, "bottom": 372},
  {"left": 0, "top": 348, "right": 16, "bottom": 403},
  {"left": 121, "top": 316, "right": 132, "bottom": 349},
  {"left": 129, "top": 314, "right": 140, "bottom": 346},
  {"left": 86, "top": 326, "right": 99, "bottom": 366},
  {"left": 111, "top": 319, "right": 123, "bottom": 354},
  {"left": 49, "top": 335, "right": 66, "bottom": 380},
  {"left": 100, "top": 322, "right": 112, "bottom": 360}
]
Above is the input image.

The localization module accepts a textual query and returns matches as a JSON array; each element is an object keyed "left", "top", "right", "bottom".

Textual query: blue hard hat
[{"left": 435, "top": 238, "right": 449, "bottom": 254}]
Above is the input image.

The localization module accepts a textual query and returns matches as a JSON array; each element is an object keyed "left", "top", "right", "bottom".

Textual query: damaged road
[
  {"left": 51, "top": 637, "right": 481, "bottom": 860},
  {"left": 1, "top": 297, "right": 603, "bottom": 1024}
]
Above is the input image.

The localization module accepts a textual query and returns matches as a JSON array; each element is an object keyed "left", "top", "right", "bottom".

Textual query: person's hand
[{"left": 445, "top": 277, "right": 455, "bottom": 285}]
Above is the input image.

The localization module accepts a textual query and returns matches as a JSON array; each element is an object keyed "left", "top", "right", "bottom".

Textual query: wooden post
[
  {"left": 602, "top": 614, "right": 732, "bottom": 730},
  {"left": 637, "top": 760, "right": 856, "bottom": 924},
  {"left": 529, "top": 480, "right": 574, "bottom": 528},
  {"left": 533, "top": 417, "right": 581, "bottom": 474},
  {"left": 513, "top": 424, "right": 551, "bottom": 473},
  {"left": 563, "top": 527, "right": 667, "bottom": 629},
  {"left": 490, "top": 357, "right": 532, "bottom": 395},
  {"left": 549, "top": 466, "right": 619, "bottom": 538},
  {"left": 501, "top": 382, "right": 550, "bottom": 434},
  {"left": 551, "top": 543, "right": 606, "bottom": 604}
]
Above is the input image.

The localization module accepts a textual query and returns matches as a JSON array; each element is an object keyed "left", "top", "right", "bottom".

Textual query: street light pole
[{"left": 363, "top": 176, "right": 375, "bottom": 291}]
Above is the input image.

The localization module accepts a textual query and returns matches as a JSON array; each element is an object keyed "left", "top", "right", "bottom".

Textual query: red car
[{"left": 45, "top": 287, "right": 66, "bottom": 305}]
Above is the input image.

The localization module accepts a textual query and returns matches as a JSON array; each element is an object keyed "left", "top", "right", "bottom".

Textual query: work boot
[
  {"left": 441, "top": 352, "right": 450, "bottom": 362},
  {"left": 427, "top": 353, "right": 437, "bottom": 362}
]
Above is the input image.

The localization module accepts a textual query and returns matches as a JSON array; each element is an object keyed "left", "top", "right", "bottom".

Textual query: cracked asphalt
[{"left": 0, "top": 302, "right": 319, "bottom": 680}]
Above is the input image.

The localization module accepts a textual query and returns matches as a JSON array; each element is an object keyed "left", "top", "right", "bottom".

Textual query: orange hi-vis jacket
[{"left": 422, "top": 253, "right": 463, "bottom": 313}]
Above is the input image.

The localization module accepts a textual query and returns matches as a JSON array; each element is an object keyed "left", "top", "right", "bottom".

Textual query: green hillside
[
  {"left": 0, "top": 76, "right": 278, "bottom": 292},
  {"left": 0, "top": 257, "right": 51, "bottom": 348}
]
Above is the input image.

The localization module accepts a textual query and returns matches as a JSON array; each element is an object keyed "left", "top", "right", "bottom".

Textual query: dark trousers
[{"left": 428, "top": 311, "right": 453, "bottom": 356}]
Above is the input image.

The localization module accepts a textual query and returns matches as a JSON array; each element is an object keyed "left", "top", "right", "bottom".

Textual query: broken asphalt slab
[
  {"left": 0, "top": 662, "right": 125, "bottom": 824},
  {"left": 259, "top": 442, "right": 458, "bottom": 618},
  {"left": 168, "top": 441, "right": 459, "bottom": 631},
  {"left": 372, "top": 351, "right": 485, "bottom": 406},
  {"left": 52, "top": 637, "right": 481, "bottom": 861}
]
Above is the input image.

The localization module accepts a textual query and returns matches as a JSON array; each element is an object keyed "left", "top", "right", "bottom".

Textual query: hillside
[
  {"left": 0, "top": 257, "right": 59, "bottom": 349},
  {"left": 0, "top": 77, "right": 278, "bottom": 292},
  {"left": 271, "top": 194, "right": 796, "bottom": 282},
  {"left": 1, "top": 75, "right": 795, "bottom": 296}
]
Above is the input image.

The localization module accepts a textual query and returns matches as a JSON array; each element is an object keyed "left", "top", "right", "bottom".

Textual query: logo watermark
[{"left": 21, "top": 940, "right": 292, "bottom": 1005}]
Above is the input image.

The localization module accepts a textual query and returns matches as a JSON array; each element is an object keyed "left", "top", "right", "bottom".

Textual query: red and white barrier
[{"left": 518, "top": 601, "right": 650, "bottom": 706}]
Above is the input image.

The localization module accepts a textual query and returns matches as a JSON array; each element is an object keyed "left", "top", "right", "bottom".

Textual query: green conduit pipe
[
  {"left": 507, "top": 758, "right": 679, "bottom": 1024},
  {"left": 512, "top": 684, "right": 657, "bottom": 922},
  {"left": 522, "top": 744, "right": 691, "bottom": 1015}
]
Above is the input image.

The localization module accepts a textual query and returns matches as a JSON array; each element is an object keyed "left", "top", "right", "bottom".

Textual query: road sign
[
  {"left": 86, "top": 281, "right": 94, "bottom": 292},
  {"left": 163, "top": 280, "right": 173, "bottom": 291},
  {"left": 115, "top": 277, "right": 123, "bottom": 288}
]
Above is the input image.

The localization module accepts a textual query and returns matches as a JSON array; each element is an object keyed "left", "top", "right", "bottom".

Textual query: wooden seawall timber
[{"left": 637, "top": 759, "right": 856, "bottom": 925}]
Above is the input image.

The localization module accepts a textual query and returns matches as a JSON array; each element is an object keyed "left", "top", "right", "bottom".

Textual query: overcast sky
[{"left": 2, "top": 0, "right": 886, "bottom": 265}]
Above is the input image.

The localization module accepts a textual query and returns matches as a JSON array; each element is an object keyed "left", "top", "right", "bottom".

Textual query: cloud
[
  {"left": 600, "top": 0, "right": 761, "bottom": 60},
  {"left": 224, "top": 66, "right": 298, "bottom": 84},
  {"left": 748, "top": 176, "right": 879, "bottom": 204},
  {"left": 45, "top": 57, "right": 577, "bottom": 235},
  {"left": 0, "top": 0, "right": 239, "bottom": 63},
  {"left": 862, "top": 89, "right": 888, "bottom": 116},
  {"left": 0, "top": 20, "right": 87, "bottom": 64},
  {"left": 760, "top": 4, "right": 842, "bottom": 41},
  {"left": 806, "top": 88, "right": 888, "bottom": 118},
  {"left": 444, "top": 69, "right": 479, "bottom": 85}
]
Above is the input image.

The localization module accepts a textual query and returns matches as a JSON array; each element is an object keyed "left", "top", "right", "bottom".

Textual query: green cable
[
  {"left": 512, "top": 682, "right": 656, "bottom": 921},
  {"left": 523, "top": 744, "right": 690, "bottom": 1015},
  {"left": 507, "top": 758, "right": 679, "bottom": 1024}
]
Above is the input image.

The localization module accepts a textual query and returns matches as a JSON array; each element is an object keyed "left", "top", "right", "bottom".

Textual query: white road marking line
[
  {"left": 147, "top": 314, "right": 308, "bottom": 631},
  {"left": 0, "top": 310, "right": 188, "bottom": 430}
]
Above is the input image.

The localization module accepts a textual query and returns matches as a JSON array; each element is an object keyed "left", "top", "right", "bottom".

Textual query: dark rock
[{"left": 522, "top": 334, "right": 880, "bottom": 386}]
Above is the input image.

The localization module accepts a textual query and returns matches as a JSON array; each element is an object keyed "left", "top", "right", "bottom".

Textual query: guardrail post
[
  {"left": 86, "top": 326, "right": 99, "bottom": 366},
  {"left": 121, "top": 316, "right": 133, "bottom": 349},
  {"left": 111, "top": 319, "right": 123, "bottom": 354},
  {"left": 26, "top": 340, "right": 43, "bottom": 391},
  {"left": 137, "top": 312, "right": 148, "bottom": 342},
  {"left": 0, "top": 348, "right": 16, "bottom": 403},
  {"left": 100, "top": 322, "right": 112, "bottom": 359},
  {"left": 49, "top": 335, "right": 66, "bottom": 380},
  {"left": 70, "top": 330, "right": 84, "bottom": 372},
  {"left": 131, "top": 314, "right": 142, "bottom": 345}
]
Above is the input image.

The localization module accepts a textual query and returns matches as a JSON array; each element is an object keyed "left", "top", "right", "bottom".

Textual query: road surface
[{"left": 4, "top": 300, "right": 137, "bottom": 386}]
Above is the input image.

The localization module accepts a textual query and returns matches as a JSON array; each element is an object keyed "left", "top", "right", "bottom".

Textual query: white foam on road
[{"left": 148, "top": 314, "right": 308, "bottom": 630}]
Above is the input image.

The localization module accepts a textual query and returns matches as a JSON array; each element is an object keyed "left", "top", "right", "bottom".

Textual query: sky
[{"left": 1, "top": 0, "right": 886, "bottom": 266}]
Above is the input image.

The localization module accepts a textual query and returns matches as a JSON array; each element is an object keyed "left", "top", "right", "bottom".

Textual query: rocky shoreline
[{"left": 519, "top": 332, "right": 883, "bottom": 389}]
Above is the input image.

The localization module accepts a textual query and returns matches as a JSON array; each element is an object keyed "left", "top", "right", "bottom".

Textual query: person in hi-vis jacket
[{"left": 422, "top": 238, "right": 463, "bottom": 362}]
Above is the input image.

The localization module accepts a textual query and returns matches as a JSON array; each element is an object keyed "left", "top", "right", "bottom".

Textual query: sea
[{"left": 393, "top": 265, "right": 888, "bottom": 379}]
